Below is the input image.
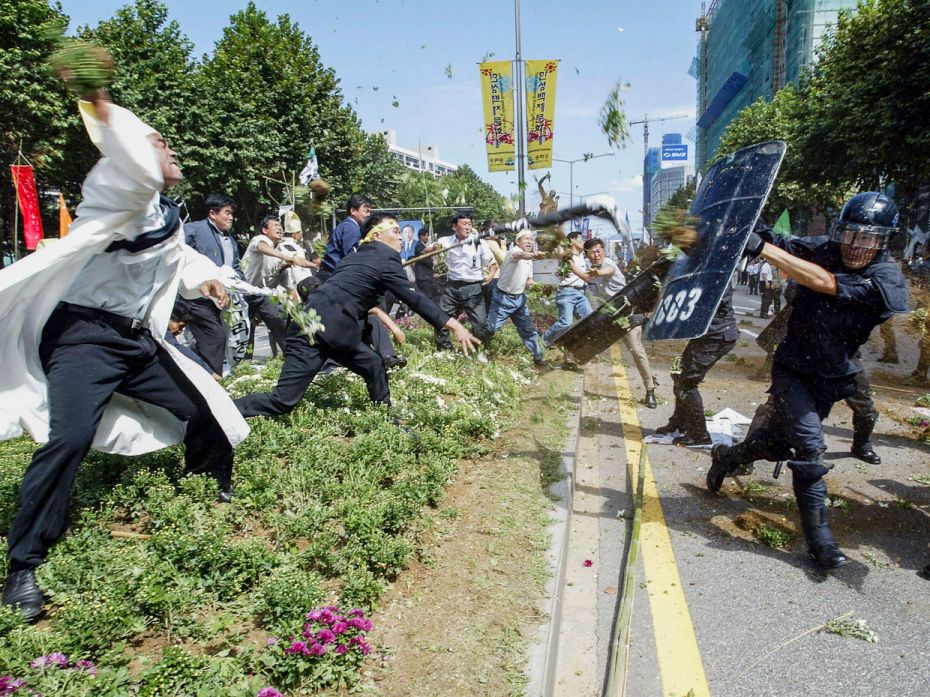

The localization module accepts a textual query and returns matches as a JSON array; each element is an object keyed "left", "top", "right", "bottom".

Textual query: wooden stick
[{"left": 109, "top": 530, "right": 151, "bottom": 541}]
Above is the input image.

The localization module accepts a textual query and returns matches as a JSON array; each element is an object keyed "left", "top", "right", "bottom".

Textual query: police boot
[
  {"left": 672, "top": 388, "right": 711, "bottom": 446},
  {"left": 644, "top": 390, "right": 657, "bottom": 409},
  {"left": 706, "top": 444, "right": 739, "bottom": 493},
  {"left": 851, "top": 414, "right": 881, "bottom": 465},
  {"left": 793, "top": 476, "right": 847, "bottom": 570}
]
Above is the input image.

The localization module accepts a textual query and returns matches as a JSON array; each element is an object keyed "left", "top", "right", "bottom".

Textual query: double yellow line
[{"left": 608, "top": 345, "right": 711, "bottom": 697}]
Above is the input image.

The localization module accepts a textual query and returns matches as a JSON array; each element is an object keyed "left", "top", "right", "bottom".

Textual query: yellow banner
[
  {"left": 479, "top": 61, "right": 516, "bottom": 172},
  {"left": 525, "top": 59, "right": 559, "bottom": 170}
]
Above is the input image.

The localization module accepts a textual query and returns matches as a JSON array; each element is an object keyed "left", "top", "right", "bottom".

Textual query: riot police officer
[{"left": 707, "top": 193, "right": 908, "bottom": 570}]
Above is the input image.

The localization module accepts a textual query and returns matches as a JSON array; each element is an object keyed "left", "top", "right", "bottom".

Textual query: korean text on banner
[
  {"left": 525, "top": 60, "right": 559, "bottom": 170},
  {"left": 10, "top": 165, "right": 44, "bottom": 250},
  {"left": 479, "top": 61, "right": 516, "bottom": 172}
]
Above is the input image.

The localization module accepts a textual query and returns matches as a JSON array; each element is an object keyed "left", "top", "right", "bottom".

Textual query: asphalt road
[{"left": 553, "top": 283, "right": 930, "bottom": 697}]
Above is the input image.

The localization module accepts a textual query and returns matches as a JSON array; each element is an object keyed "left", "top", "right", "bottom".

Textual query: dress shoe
[
  {"left": 644, "top": 390, "right": 657, "bottom": 409},
  {"left": 851, "top": 443, "right": 881, "bottom": 465},
  {"left": 808, "top": 543, "right": 848, "bottom": 570},
  {"left": 383, "top": 354, "right": 408, "bottom": 370},
  {"left": 918, "top": 563, "right": 930, "bottom": 580},
  {"left": 655, "top": 421, "right": 679, "bottom": 435},
  {"left": 2, "top": 569, "right": 44, "bottom": 621},
  {"left": 673, "top": 432, "right": 712, "bottom": 447},
  {"left": 706, "top": 444, "right": 733, "bottom": 493},
  {"left": 217, "top": 486, "right": 234, "bottom": 504}
]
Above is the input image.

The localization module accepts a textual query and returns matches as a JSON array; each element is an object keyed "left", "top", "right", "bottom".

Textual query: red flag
[
  {"left": 10, "top": 165, "right": 44, "bottom": 250},
  {"left": 59, "top": 193, "right": 72, "bottom": 237}
]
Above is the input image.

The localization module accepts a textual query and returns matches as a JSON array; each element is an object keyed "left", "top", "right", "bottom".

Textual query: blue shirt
[{"left": 321, "top": 217, "right": 362, "bottom": 272}]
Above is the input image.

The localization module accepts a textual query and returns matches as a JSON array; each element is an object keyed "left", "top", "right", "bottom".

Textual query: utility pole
[
  {"left": 513, "top": 0, "right": 526, "bottom": 216},
  {"left": 552, "top": 152, "right": 615, "bottom": 207},
  {"left": 629, "top": 113, "right": 689, "bottom": 228}
]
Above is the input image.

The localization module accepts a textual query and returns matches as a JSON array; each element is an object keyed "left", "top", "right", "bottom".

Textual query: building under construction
[{"left": 691, "top": 0, "right": 858, "bottom": 172}]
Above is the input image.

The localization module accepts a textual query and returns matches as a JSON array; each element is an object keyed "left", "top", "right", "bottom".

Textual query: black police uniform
[
  {"left": 661, "top": 284, "right": 738, "bottom": 444},
  {"left": 711, "top": 234, "right": 907, "bottom": 565},
  {"left": 234, "top": 241, "right": 449, "bottom": 417}
]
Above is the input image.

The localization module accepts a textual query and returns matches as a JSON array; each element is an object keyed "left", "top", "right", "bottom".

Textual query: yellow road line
[{"left": 610, "top": 345, "right": 711, "bottom": 697}]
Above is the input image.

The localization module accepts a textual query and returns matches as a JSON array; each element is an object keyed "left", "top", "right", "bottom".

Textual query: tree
[
  {"left": 441, "top": 165, "right": 506, "bottom": 223},
  {"left": 194, "top": 2, "right": 364, "bottom": 231},
  {"left": 68, "top": 0, "right": 203, "bottom": 204},
  {"left": 803, "top": 0, "right": 930, "bottom": 219},
  {"left": 0, "top": 0, "right": 74, "bottom": 252},
  {"left": 715, "top": 85, "right": 849, "bottom": 217},
  {"left": 354, "top": 133, "right": 406, "bottom": 208}
]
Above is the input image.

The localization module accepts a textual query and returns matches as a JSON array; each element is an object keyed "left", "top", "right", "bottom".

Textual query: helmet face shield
[{"left": 831, "top": 222, "right": 885, "bottom": 269}]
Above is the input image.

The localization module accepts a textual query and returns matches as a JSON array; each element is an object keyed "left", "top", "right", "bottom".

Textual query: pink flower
[
  {"left": 257, "top": 688, "right": 284, "bottom": 697},
  {"left": 583, "top": 559, "right": 593, "bottom": 568},
  {"left": 266, "top": 637, "right": 278, "bottom": 646},
  {"left": 335, "top": 644, "right": 348, "bottom": 655},
  {"left": 306, "top": 609, "right": 323, "bottom": 622},
  {"left": 73, "top": 659, "right": 97, "bottom": 676},
  {"left": 0, "top": 676, "right": 27, "bottom": 694},
  {"left": 356, "top": 640, "right": 371, "bottom": 656},
  {"left": 331, "top": 621, "right": 348, "bottom": 635},
  {"left": 317, "top": 629, "right": 337, "bottom": 645},
  {"left": 284, "top": 641, "right": 309, "bottom": 656},
  {"left": 348, "top": 608, "right": 365, "bottom": 618},
  {"left": 31, "top": 653, "right": 69, "bottom": 669},
  {"left": 309, "top": 642, "right": 327, "bottom": 656}
]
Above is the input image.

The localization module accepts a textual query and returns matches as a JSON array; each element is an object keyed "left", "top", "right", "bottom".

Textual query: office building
[{"left": 692, "top": 0, "right": 859, "bottom": 171}]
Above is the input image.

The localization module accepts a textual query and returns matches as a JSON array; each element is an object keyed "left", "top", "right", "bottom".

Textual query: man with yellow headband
[{"left": 235, "top": 215, "right": 481, "bottom": 417}]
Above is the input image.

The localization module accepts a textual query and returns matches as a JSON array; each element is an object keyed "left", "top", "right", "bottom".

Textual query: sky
[{"left": 59, "top": 0, "right": 701, "bottom": 237}]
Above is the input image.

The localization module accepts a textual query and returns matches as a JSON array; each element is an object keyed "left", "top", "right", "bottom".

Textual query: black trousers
[
  {"left": 8, "top": 307, "right": 232, "bottom": 571},
  {"left": 234, "top": 320, "right": 390, "bottom": 417},
  {"left": 186, "top": 297, "right": 226, "bottom": 375},
  {"left": 435, "top": 280, "right": 489, "bottom": 350},
  {"left": 730, "top": 365, "right": 856, "bottom": 549},
  {"left": 415, "top": 277, "right": 439, "bottom": 303},
  {"left": 245, "top": 293, "right": 287, "bottom": 354},
  {"left": 670, "top": 334, "right": 736, "bottom": 437},
  {"left": 760, "top": 285, "right": 782, "bottom": 316}
]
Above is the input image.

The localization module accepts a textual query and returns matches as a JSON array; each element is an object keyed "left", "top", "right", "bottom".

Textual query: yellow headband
[{"left": 361, "top": 219, "right": 399, "bottom": 243}]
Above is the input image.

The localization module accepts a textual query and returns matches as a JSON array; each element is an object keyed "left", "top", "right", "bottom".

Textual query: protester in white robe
[{"left": 0, "top": 93, "right": 248, "bottom": 620}]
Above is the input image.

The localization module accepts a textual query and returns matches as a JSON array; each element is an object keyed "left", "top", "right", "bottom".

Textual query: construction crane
[{"left": 630, "top": 113, "right": 691, "bottom": 229}]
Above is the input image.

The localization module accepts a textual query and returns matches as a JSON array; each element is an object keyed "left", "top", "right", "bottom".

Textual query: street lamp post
[{"left": 551, "top": 152, "right": 615, "bottom": 207}]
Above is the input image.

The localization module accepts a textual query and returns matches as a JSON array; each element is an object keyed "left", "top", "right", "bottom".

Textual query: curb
[{"left": 526, "top": 370, "right": 584, "bottom": 697}]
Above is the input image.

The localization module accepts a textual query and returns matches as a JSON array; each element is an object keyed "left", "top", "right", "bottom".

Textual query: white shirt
[
  {"left": 758, "top": 261, "right": 773, "bottom": 283},
  {"left": 437, "top": 234, "right": 495, "bottom": 282},
  {"left": 586, "top": 257, "right": 626, "bottom": 305},
  {"left": 559, "top": 251, "right": 588, "bottom": 288},
  {"left": 65, "top": 195, "right": 168, "bottom": 319},
  {"left": 242, "top": 234, "right": 282, "bottom": 288},
  {"left": 496, "top": 248, "right": 534, "bottom": 295},
  {"left": 277, "top": 237, "right": 313, "bottom": 288}
]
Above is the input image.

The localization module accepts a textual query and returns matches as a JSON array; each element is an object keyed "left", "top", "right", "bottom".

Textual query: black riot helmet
[{"left": 830, "top": 192, "right": 899, "bottom": 269}]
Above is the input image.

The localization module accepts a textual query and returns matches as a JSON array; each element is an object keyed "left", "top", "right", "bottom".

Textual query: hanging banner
[
  {"left": 479, "top": 61, "right": 516, "bottom": 172},
  {"left": 525, "top": 59, "right": 559, "bottom": 170},
  {"left": 59, "top": 193, "right": 72, "bottom": 238},
  {"left": 10, "top": 165, "right": 44, "bottom": 250}
]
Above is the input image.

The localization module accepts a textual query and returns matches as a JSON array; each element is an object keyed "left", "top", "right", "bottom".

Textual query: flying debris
[
  {"left": 617, "top": 26, "right": 625, "bottom": 32},
  {"left": 480, "top": 51, "right": 496, "bottom": 62},
  {"left": 372, "top": 86, "right": 379, "bottom": 91},
  {"left": 392, "top": 99, "right": 399, "bottom": 108},
  {"left": 575, "top": 67, "right": 580, "bottom": 75},
  {"left": 421, "top": 43, "right": 427, "bottom": 49},
  {"left": 444, "top": 63, "right": 453, "bottom": 79}
]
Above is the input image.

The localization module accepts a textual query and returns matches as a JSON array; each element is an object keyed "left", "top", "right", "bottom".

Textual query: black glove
[{"left": 745, "top": 231, "right": 766, "bottom": 257}]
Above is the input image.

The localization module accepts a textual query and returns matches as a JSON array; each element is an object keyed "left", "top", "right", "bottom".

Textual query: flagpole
[{"left": 514, "top": 0, "right": 526, "bottom": 217}]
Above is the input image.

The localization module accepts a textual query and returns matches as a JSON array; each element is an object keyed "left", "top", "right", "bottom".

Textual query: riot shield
[
  {"left": 554, "top": 257, "right": 671, "bottom": 365},
  {"left": 643, "top": 141, "right": 786, "bottom": 341}
]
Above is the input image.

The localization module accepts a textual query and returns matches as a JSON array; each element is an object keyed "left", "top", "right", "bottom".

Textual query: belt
[
  {"left": 60, "top": 302, "right": 146, "bottom": 337},
  {"left": 448, "top": 279, "right": 482, "bottom": 286},
  {"left": 496, "top": 288, "right": 523, "bottom": 297}
]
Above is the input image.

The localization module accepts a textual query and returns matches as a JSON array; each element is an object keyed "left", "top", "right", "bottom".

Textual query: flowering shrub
[
  {"left": 0, "top": 325, "right": 536, "bottom": 693},
  {"left": 0, "top": 654, "right": 103, "bottom": 695},
  {"left": 258, "top": 606, "right": 373, "bottom": 692}
]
